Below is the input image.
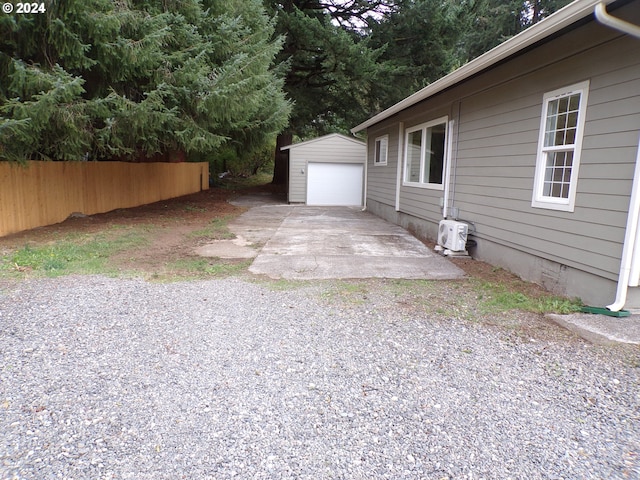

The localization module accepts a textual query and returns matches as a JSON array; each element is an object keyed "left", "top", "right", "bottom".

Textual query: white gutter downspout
[
  {"left": 395, "top": 122, "right": 404, "bottom": 211},
  {"left": 595, "top": 3, "right": 640, "bottom": 311},
  {"left": 608, "top": 136, "right": 640, "bottom": 311},
  {"left": 595, "top": 3, "right": 640, "bottom": 39},
  {"left": 362, "top": 143, "right": 368, "bottom": 210},
  {"left": 443, "top": 119, "right": 455, "bottom": 219}
]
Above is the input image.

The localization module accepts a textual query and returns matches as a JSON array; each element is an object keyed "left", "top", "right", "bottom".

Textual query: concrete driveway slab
[
  {"left": 232, "top": 205, "right": 464, "bottom": 280},
  {"left": 546, "top": 312, "right": 640, "bottom": 345}
]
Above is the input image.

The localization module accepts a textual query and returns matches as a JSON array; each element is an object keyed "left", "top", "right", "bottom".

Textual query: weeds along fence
[{"left": 0, "top": 161, "right": 209, "bottom": 237}]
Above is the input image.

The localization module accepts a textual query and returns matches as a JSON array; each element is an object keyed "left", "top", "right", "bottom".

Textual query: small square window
[{"left": 374, "top": 135, "right": 388, "bottom": 166}]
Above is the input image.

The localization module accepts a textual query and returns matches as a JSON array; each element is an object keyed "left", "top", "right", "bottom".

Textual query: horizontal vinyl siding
[
  {"left": 367, "top": 125, "right": 399, "bottom": 207},
  {"left": 452, "top": 28, "right": 640, "bottom": 280},
  {"left": 455, "top": 191, "right": 624, "bottom": 275},
  {"left": 400, "top": 187, "right": 442, "bottom": 222},
  {"left": 289, "top": 154, "right": 307, "bottom": 203},
  {"left": 293, "top": 140, "right": 365, "bottom": 163}
]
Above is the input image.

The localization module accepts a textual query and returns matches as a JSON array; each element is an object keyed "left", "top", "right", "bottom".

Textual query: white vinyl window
[
  {"left": 374, "top": 135, "right": 388, "bottom": 165},
  {"left": 403, "top": 117, "right": 448, "bottom": 189},
  {"left": 532, "top": 81, "right": 589, "bottom": 211}
]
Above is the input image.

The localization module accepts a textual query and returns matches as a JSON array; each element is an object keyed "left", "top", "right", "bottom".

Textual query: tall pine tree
[
  {"left": 265, "top": 0, "right": 384, "bottom": 183},
  {"left": 367, "top": 0, "right": 573, "bottom": 111},
  {"left": 0, "top": 0, "right": 291, "bottom": 162},
  {"left": 457, "top": 0, "right": 573, "bottom": 61}
]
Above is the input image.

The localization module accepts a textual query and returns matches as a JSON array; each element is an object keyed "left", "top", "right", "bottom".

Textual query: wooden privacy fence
[{"left": 0, "top": 161, "right": 209, "bottom": 237}]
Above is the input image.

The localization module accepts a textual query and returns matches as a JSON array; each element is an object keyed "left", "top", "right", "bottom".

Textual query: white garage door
[{"left": 307, "top": 162, "right": 363, "bottom": 206}]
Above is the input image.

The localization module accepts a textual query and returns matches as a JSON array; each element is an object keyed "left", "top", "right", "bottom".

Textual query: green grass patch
[
  {"left": 253, "top": 278, "right": 312, "bottom": 291},
  {"left": 475, "top": 281, "right": 582, "bottom": 314},
  {"left": 0, "top": 227, "right": 150, "bottom": 278},
  {"left": 159, "top": 258, "right": 251, "bottom": 280},
  {"left": 189, "top": 216, "right": 236, "bottom": 240},
  {"left": 321, "top": 280, "right": 372, "bottom": 305},
  {"left": 381, "top": 278, "right": 580, "bottom": 316},
  {"left": 386, "top": 278, "right": 439, "bottom": 296}
]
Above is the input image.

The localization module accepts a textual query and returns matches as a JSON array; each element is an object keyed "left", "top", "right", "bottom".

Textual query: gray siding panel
[
  {"left": 367, "top": 125, "right": 399, "bottom": 207},
  {"left": 588, "top": 93, "right": 640, "bottom": 122},
  {"left": 576, "top": 193, "right": 632, "bottom": 213},
  {"left": 452, "top": 32, "right": 640, "bottom": 279},
  {"left": 583, "top": 131, "right": 640, "bottom": 149},
  {"left": 581, "top": 162, "right": 635, "bottom": 180},
  {"left": 457, "top": 129, "right": 537, "bottom": 149},
  {"left": 289, "top": 154, "right": 307, "bottom": 203},
  {"left": 458, "top": 143, "right": 539, "bottom": 159},
  {"left": 399, "top": 187, "right": 442, "bottom": 222}
]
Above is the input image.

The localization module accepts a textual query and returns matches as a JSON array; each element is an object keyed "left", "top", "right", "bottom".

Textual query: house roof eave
[{"left": 280, "top": 133, "right": 365, "bottom": 151}]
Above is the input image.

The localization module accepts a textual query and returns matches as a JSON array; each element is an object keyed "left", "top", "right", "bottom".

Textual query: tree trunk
[{"left": 272, "top": 132, "right": 292, "bottom": 185}]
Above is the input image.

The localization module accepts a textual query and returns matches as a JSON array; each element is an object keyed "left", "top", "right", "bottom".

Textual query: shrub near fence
[{"left": 0, "top": 161, "right": 209, "bottom": 237}]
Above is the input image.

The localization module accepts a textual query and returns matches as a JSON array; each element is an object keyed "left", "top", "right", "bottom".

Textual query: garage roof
[
  {"left": 281, "top": 133, "right": 365, "bottom": 151},
  {"left": 351, "top": 0, "right": 620, "bottom": 133}
]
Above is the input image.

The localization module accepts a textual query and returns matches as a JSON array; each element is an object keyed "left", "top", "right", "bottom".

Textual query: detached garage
[{"left": 282, "top": 133, "right": 366, "bottom": 206}]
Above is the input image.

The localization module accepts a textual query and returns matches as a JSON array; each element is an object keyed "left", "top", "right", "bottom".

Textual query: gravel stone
[{"left": 0, "top": 275, "right": 639, "bottom": 479}]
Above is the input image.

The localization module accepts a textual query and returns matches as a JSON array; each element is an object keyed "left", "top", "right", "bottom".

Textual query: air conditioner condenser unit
[{"left": 437, "top": 219, "right": 468, "bottom": 252}]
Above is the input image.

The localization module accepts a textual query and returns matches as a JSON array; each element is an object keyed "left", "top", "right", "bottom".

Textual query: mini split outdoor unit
[{"left": 437, "top": 219, "right": 468, "bottom": 252}]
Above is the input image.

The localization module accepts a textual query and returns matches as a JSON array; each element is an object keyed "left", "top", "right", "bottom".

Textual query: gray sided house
[
  {"left": 282, "top": 134, "right": 366, "bottom": 206},
  {"left": 352, "top": 0, "right": 640, "bottom": 310}
]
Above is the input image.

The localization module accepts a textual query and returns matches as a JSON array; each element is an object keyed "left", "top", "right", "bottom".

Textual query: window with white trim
[
  {"left": 403, "top": 117, "right": 447, "bottom": 189},
  {"left": 374, "top": 135, "right": 388, "bottom": 165},
  {"left": 532, "top": 81, "right": 589, "bottom": 211}
]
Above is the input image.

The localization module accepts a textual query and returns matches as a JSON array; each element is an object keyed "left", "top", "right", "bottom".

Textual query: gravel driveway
[{"left": 1, "top": 275, "right": 639, "bottom": 479}]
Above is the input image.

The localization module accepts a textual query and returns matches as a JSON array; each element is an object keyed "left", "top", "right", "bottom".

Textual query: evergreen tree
[
  {"left": 265, "top": 0, "right": 385, "bottom": 183},
  {"left": 267, "top": 0, "right": 387, "bottom": 137},
  {"left": 0, "top": 0, "right": 291, "bottom": 162},
  {"left": 367, "top": 0, "right": 462, "bottom": 111},
  {"left": 367, "top": 0, "right": 573, "bottom": 111},
  {"left": 457, "top": 0, "right": 573, "bottom": 61}
]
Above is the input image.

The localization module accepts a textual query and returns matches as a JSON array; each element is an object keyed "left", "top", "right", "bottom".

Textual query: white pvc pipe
[
  {"left": 628, "top": 200, "right": 640, "bottom": 286},
  {"left": 598, "top": 2, "right": 640, "bottom": 311},
  {"left": 395, "top": 122, "right": 404, "bottom": 211},
  {"left": 362, "top": 140, "right": 368, "bottom": 211},
  {"left": 607, "top": 135, "right": 640, "bottom": 311},
  {"left": 443, "top": 119, "right": 455, "bottom": 219},
  {"left": 595, "top": 3, "right": 640, "bottom": 39}
]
